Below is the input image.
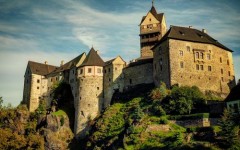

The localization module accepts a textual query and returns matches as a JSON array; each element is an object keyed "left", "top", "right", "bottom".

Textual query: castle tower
[
  {"left": 139, "top": 2, "right": 167, "bottom": 58},
  {"left": 74, "top": 47, "right": 104, "bottom": 138}
]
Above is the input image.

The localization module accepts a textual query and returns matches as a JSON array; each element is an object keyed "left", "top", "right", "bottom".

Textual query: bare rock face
[{"left": 39, "top": 114, "right": 73, "bottom": 150}]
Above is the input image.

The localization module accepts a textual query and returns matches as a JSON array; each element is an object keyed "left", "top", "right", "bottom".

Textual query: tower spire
[{"left": 152, "top": 0, "right": 154, "bottom": 7}]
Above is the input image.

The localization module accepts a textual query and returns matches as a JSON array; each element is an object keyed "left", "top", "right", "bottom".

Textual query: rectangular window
[
  {"left": 200, "top": 52, "right": 204, "bottom": 59},
  {"left": 104, "top": 69, "right": 106, "bottom": 73},
  {"left": 108, "top": 68, "right": 110, "bottom": 72},
  {"left": 221, "top": 69, "right": 223, "bottom": 74},
  {"left": 115, "top": 67, "right": 117, "bottom": 71},
  {"left": 129, "top": 79, "right": 132, "bottom": 84},
  {"left": 195, "top": 52, "right": 199, "bottom": 59},
  {"left": 97, "top": 68, "right": 101, "bottom": 73},
  {"left": 227, "top": 60, "right": 229, "bottom": 65},
  {"left": 220, "top": 57, "right": 222, "bottom": 63},
  {"left": 187, "top": 46, "right": 190, "bottom": 52},
  {"left": 37, "top": 79, "right": 40, "bottom": 83},
  {"left": 207, "top": 54, "right": 211, "bottom": 60},
  {"left": 72, "top": 70, "right": 74, "bottom": 74},
  {"left": 180, "top": 61, "right": 184, "bottom": 68},
  {"left": 88, "top": 68, "right": 92, "bottom": 73},
  {"left": 228, "top": 71, "right": 231, "bottom": 76},
  {"left": 80, "top": 69, "right": 83, "bottom": 74},
  {"left": 196, "top": 64, "right": 199, "bottom": 70},
  {"left": 160, "top": 65, "right": 163, "bottom": 71},
  {"left": 200, "top": 65, "right": 204, "bottom": 70},
  {"left": 221, "top": 77, "right": 224, "bottom": 82},
  {"left": 37, "top": 86, "right": 39, "bottom": 89},
  {"left": 179, "top": 50, "right": 183, "bottom": 56},
  {"left": 208, "top": 66, "right": 212, "bottom": 71}
]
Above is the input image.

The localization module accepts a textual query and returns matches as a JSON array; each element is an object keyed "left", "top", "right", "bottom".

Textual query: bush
[
  {"left": 159, "top": 116, "right": 168, "bottom": 124},
  {"left": 152, "top": 105, "right": 166, "bottom": 116},
  {"left": 169, "top": 113, "right": 209, "bottom": 120},
  {"left": 149, "top": 82, "right": 168, "bottom": 101}
]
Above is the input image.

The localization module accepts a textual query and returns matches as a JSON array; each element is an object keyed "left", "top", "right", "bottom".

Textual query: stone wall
[
  {"left": 123, "top": 63, "right": 153, "bottom": 90},
  {"left": 153, "top": 40, "right": 171, "bottom": 87},
  {"left": 103, "top": 57, "right": 125, "bottom": 108},
  {"left": 168, "top": 39, "right": 235, "bottom": 96},
  {"left": 74, "top": 75, "right": 103, "bottom": 138}
]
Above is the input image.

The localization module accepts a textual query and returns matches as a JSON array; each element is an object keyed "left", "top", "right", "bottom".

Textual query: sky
[{"left": 0, "top": 0, "right": 240, "bottom": 106}]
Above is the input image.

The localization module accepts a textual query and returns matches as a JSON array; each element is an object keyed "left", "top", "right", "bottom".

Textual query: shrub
[
  {"left": 60, "top": 117, "right": 64, "bottom": 126},
  {"left": 159, "top": 116, "right": 168, "bottom": 124},
  {"left": 149, "top": 82, "right": 168, "bottom": 101},
  {"left": 152, "top": 105, "right": 166, "bottom": 116}
]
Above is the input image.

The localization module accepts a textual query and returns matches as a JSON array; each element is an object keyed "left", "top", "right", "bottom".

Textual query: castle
[{"left": 22, "top": 4, "right": 236, "bottom": 138}]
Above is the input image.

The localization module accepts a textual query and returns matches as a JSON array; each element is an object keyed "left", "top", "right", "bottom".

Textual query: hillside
[{"left": 82, "top": 84, "right": 240, "bottom": 150}]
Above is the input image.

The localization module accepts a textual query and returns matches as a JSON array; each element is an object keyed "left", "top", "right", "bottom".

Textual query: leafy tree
[
  {"left": 0, "top": 97, "right": 3, "bottom": 109},
  {"left": 149, "top": 82, "right": 169, "bottom": 101},
  {"left": 218, "top": 109, "right": 240, "bottom": 148}
]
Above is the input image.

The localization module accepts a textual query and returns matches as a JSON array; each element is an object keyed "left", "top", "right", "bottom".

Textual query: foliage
[
  {"left": 149, "top": 82, "right": 169, "bottom": 101},
  {"left": 152, "top": 105, "right": 166, "bottom": 116},
  {"left": 162, "top": 85, "right": 206, "bottom": 115},
  {"left": 169, "top": 113, "right": 209, "bottom": 120},
  {"left": 0, "top": 96, "right": 3, "bottom": 109},
  {"left": 218, "top": 109, "right": 240, "bottom": 149}
]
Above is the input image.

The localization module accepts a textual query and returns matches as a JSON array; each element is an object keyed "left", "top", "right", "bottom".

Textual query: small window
[
  {"left": 109, "top": 78, "right": 111, "bottom": 82},
  {"left": 227, "top": 60, "right": 229, "bottom": 65},
  {"left": 108, "top": 68, "right": 110, "bottom": 72},
  {"left": 37, "top": 79, "right": 40, "bottom": 83},
  {"left": 56, "top": 77, "right": 58, "bottom": 81},
  {"left": 208, "top": 66, "right": 212, "bottom": 71},
  {"left": 37, "top": 86, "right": 39, "bottom": 89},
  {"left": 97, "top": 87, "right": 99, "bottom": 90},
  {"left": 26, "top": 79, "right": 28, "bottom": 83},
  {"left": 160, "top": 65, "right": 162, "bottom": 71},
  {"left": 228, "top": 71, "right": 231, "bottom": 76},
  {"left": 200, "top": 65, "right": 204, "bottom": 70},
  {"left": 51, "top": 78, "right": 53, "bottom": 82},
  {"left": 179, "top": 50, "right": 183, "bottom": 56},
  {"left": 104, "top": 69, "right": 107, "bottom": 73},
  {"left": 187, "top": 46, "right": 190, "bottom": 52},
  {"left": 221, "top": 77, "right": 224, "bottom": 82},
  {"left": 97, "top": 68, "right": 101, "bottom": 73},
  {"left": 180, "top": 61, "right": 184, "bottom": 68},
  {"left": 220, "top": 57, "right": 222, "bottom": 63},
  {"left": 72, "top": 70, "right": 74, "bottom": 74},
  {"left": 129, "top": 79, "right": 132, "bottom": 84},
  {"left": 207, "top": 54, "right": 211, "bottom": 60},
  {"left": 115, "top": 67, "right": 117, "bottom": 71},
  {"left": 209, "top": 50, "right": 211, "bottom": 53},
  {"left": 200, "top": 52, "right": 204, "bottom": 59},
  {"left": 196, "top": 64, "right": 199, "bottom": 70},
  {"left": 88, "top": 68, "right": 92, "bottom": 73},
  {"left": 80, "top": 69, "right": 83, "bottom": 74},
  {"left": 221, "top": 69, "right": 223, "bottom": 74},
  {"left": 195, "top": 52, "right": 199, "bottom": 59}
]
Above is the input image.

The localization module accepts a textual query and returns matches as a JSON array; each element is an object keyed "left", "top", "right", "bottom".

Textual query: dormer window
[{"left": 179, "top": 31, "right": 184, "bottom": 35}]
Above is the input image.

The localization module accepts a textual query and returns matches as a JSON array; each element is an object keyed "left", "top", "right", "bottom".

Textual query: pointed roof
[
  {"left": 27, "top": 61, "right": 58, "bottom": 76},
  {"left": 140, "top": 6, "right": 164, "bottom": 24},
  {"left": 152, "top": 26, "right": 232, "bottom": 52},
  {"left": 104, "top": 56, "right": 125, "bottom": 66},
  {"left": 51, "top": 52, "right": 86, "bottom": 74},
  {"left": 80, "top": 47, "right": 104, "bottom": 67}
]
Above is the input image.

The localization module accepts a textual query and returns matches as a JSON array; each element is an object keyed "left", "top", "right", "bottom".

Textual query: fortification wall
[
  {"left": 74, "top": 76, "right": 103, "bottom": 138},
  {"left": 123, "top": 63, "right": 153, "bottom": 90}
]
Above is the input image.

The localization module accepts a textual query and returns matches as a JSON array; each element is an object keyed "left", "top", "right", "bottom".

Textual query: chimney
[
  {"left": 60, "top": 60, "right": 64, "bottom": 66},
  {"left": 202, "top": 29, "right": 207, "bottom": 33},
  {"left": 44, "top": 61, "right": 48, "bottom": 65},
  {"left": 189, "top": 26, "right": 193, "bottom": 28}
]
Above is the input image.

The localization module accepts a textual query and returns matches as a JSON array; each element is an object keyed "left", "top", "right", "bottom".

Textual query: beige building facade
[{"left": 152, "top": 26, "right": 236, "bottom": 96}]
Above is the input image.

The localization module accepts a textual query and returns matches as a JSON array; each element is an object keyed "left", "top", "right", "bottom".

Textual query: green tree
[
  {"left": 149, "top": 82, "right": 168, "bottom": 101},
  {"left": 0, "top": 97, "right": 3, "bottom": 110},
  {"left": 218, "top": 109, "right": 240, "bottom": 148}
]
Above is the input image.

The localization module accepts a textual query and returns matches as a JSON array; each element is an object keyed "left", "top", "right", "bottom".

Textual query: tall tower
[
  {"left": 139, "top": 2, "right": 167, "bottom": 58},
  {"left": 74, "top": 47, "right": 104, "bottom": 138}
]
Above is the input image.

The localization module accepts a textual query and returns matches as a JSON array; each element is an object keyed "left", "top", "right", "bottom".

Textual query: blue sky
[{"left": 0, "top": 0, "right": 240, "bottom": 106}]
